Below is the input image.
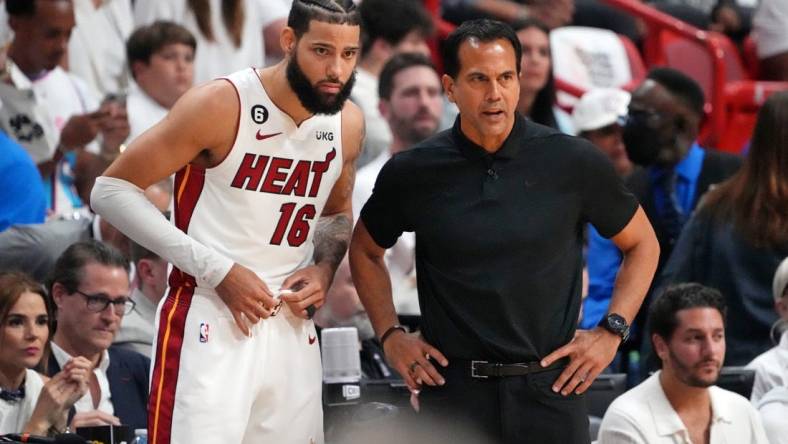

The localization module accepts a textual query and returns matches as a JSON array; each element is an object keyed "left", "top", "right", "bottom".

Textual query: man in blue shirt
[
  {"left": 583, "top": 68, "right": 741, "bottom": 365},
  {"left": 0, "top": 131, "right": 46, "bottom": 231}
]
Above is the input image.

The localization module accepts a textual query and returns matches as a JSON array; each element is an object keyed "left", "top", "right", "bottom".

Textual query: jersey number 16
[{"left": 270, "top": 203, "right": 316, "bottom": 247}]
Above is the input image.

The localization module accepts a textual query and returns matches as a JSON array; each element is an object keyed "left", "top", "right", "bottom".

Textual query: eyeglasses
[{"left": 73, "top": 290, "right": 135, "bottom": 316}]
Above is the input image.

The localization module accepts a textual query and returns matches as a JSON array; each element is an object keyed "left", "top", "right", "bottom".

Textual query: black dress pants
[{"left": 412, "top": 363, "right": 590, "bottom": 444}]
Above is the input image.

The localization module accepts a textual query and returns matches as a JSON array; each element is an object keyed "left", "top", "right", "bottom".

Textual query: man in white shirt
[
  {"left": 756, "top": 385, "right": 788, "bottom": 444},
  {"left": 352, "top": 52, "right": 443, "bottom": 315},
  {"left": 47, "top": 240, "right": 149, "bottom": 431},
  {"left": 352, "top": 0, "right": 433, "bottom": 167},
  {"left": 2, "top": 0, "right": 129, "bottom": 217},
  {"left": 114, "top": 240, "right": 169, "bottom": 357},
  {"left": 126, "top": 21, "right": 196, "bottom": 142},
  {"left": 753, "top": 0, "right": 788, "bottom": 81},
  {"left": 747, "top": 256, "right": 788, "bottom": 403},
  {"left": 597, "top": 283, "right": 769, "bottom": 444}
]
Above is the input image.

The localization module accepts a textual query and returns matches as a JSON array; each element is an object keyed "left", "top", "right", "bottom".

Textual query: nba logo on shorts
[{"left": 199, "top": 323, "right": 210, "bottom": 343}]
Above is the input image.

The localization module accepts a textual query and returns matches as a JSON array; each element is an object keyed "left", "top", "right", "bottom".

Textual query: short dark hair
[
  {"left": 130, "top": 241, "right": 161, "bottom": 265},
  {"left": 48, "top": 240, "right": 130, "bottom": 295},
  {"left": 6, "top": 0, "right": 37, "bottom": 16},
  {"left": 647, "top": 67, "right": 706, "bottom": 117},
  {"left": 288, "top": 0, "right": 360, "bottom": 39},
  {"left": 442, "top": 19, "right": 522, "bottom": 79},
  {"left": 649, "top": 283, "right": 727, "bottom": 342},
  {"left": 359, "top": 0, "right": 434, "bottom": 57},
  {"left": 127, "top": 21, "right": 196, "bottom": 78},
  {"left": 378, "top": 52, "right": 438, "bottom": 100}
]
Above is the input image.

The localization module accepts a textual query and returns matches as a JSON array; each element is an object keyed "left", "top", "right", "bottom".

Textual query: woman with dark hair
[
  {"left": 658, "top": 90, "right": 788, "bottom": 366},
  {"left": 513, "top": 19, "right": 575, "bottom": 134},
  {"left": 0, "top": 271, "right": 90, "bottom": 435}
]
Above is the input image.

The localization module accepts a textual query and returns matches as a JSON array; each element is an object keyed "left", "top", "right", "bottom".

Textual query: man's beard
[
  {"left": 669, "top": 348, "right": 721, "bottom": 388},
  {"left": 286, "top": 52, "right": 356, "bottom": 115},
  {"left": 390, "top": 108, "right": 440, "bottom": 147}
]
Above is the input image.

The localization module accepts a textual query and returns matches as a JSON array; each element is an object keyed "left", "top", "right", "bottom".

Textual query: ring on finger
[
  {"left": 270, "top": 300, "right": 283, "bottom": 317},
  {"left": 409, "top": 361, "right": 420, "bottom": 373}
]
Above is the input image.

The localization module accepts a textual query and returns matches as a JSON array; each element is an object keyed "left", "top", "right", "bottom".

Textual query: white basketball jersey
[{"left": 170, "top": 68, "right": 343, "bottom": 291}]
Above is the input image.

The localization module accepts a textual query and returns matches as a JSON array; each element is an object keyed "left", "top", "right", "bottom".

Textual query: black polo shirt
[{"left": 360, "top": 114, "right": 638, "bottom": 362}]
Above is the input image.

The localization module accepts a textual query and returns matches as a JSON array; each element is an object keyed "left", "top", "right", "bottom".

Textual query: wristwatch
[{"left": 598, "top": 313, "right": 630, "bottom": 342}]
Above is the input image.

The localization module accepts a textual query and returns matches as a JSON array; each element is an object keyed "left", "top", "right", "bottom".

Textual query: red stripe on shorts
[
  {"left": 149, "top": 162, "right": 204, "bottom": 443},
  {"left": 148, "top": 284, "right": 195, "bottom": 444}
]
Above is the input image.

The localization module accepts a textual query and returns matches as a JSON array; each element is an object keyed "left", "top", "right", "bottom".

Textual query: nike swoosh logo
[
  {"left": 308, "top": 334, "right": 317, "bottom": 345},
  {"left": 256, "top": 130, "right": 282, "bottom": 141}
]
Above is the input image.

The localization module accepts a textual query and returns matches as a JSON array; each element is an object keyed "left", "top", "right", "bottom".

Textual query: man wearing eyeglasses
[{"left": 46, "top": 240, "right": 150, "bottom": 432}]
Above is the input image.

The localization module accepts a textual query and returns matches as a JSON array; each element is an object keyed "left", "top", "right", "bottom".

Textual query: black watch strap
[{"left": 380, "top": 324, "right": 408, "bottom": 346}]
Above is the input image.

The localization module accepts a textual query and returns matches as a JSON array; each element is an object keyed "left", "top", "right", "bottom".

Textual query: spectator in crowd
[
  {"left": 133, "top": 0, "right": 285, "bottom": 85},
  {"left": 513, "top": 19, "right": 574, "bottom": 134},
  {"left": 126, "top": 21, "right": 196, "bottom": 142},
  {"left": 113, "top": 241, "right": 168, "bottom": 357},
  {"left": 47, "top": 241, "right": 149, "bottom": 431},
  {"left": 68, "top": 0, "right": 135, "bottom": 98},
  {"left": 352, "top": 52, "right": 443, "bottom": 315},
  {"left": 657, "top": 90, "right": 788, "bottom": 366},
  {"left": 753, "top": 0, "right": 788, "bottom": 81},
  {"left": 0, "top": 131, "right": 46, "bottom": 231},
  {"left": 0, "top": 0, "right": 129, "bottom": 218},
  {"left": 0, "top": 216, "right": 129, "bottom": 284},
  {"left": 756, "top": 382, "right": 788, "bottom": 444},
  {"left": 582, "top": 69, "right": 741, "bottom": 360},
  {"left": 0, "top": 179, "right": 170, "bottom": 282},
  {"left": 747, "top": 257, "right": 788, "bottom": 403},
  {"left": 442, "top": 0, "right": 574, "bottom": 30},
  {"left": 0, "top": 271, "right": 91, "bottom": 435},
  {"left": 0, "top": 21, "right": 45, "bottom": 232},
  {"left": 353, "top": 0, "right": 434, "bottom": 167},
  {"left": 572, "top": 88, "right": 633, "bottom": 177},
  {"left": 597, "top": 283, "right": 769, "bottom": 444},
  {"left": 709, "top": 1, "right": 752, "bottom": 45},
  {"left": 262, "top": 0, "right": 295, "bottom": 66}
]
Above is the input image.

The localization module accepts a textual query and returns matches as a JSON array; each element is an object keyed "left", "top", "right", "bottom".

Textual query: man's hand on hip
[
  {"left": 215, "top": 263, "right": 277, "bottom": 336},
  {"left": 280, "top": 264, "right": 333, "bottom": 319},
  {"left": 383, "top": 332, "right": 448, "bottom": 391},
  {"left": 541, "top": 327, "right": 621, "bottom": 396}
]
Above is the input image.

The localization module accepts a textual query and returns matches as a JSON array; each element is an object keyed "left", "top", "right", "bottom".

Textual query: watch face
[{"left": 608, "top": 314, "right": 627, "bottom": 332}]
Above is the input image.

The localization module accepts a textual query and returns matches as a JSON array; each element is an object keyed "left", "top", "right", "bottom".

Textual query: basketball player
[{"left": 90, "top": 1, "right": 363, "bottom": 443}]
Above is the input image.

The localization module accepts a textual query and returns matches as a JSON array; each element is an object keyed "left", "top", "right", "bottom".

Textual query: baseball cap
[
  {"left": 774, "top": 257, "right": 788, "bottom": 301},
  {"left": 572, "top": 88, "right": 631, "bottom": 133}
]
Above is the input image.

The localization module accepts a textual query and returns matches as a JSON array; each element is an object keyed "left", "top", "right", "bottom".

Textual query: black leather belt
[{"left": 455, "top": 358, "right": 567, "bottom": 379}]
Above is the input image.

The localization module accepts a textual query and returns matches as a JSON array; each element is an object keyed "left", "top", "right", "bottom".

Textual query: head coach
[{"left": 349, "top": 18, "right": 660, "bottom": 444}]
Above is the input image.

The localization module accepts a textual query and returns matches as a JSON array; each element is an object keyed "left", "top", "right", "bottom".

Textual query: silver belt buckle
[{"left": 471, "top": 360, "right": 489, "bottom": 379}]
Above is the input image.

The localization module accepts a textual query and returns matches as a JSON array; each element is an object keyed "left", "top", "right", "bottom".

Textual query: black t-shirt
[{"left": 360, "top": 115, "right": 638, "bottom": 362}]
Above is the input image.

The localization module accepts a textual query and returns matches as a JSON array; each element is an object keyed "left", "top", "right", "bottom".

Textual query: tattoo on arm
[{"left": 313, "top": 213, "right": 352, "bottom": 276}]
